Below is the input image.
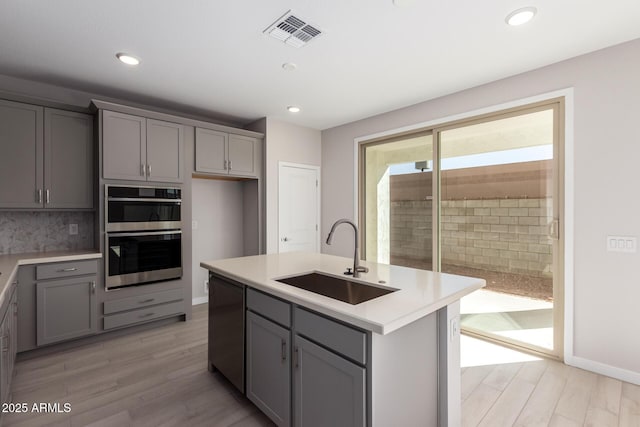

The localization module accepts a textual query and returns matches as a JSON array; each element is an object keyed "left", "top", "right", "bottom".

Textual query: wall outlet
[
  {"left": 450, "top": 318, "right": 459, "bottom": 341},
  {"left": 204, "top": 280, "right": 209, "bottom": 294},
  {"left": 69, "top": 224, "right": 78, "bottom": 235},
  {"left": 607, "top": 235, "right": 637, "bottom": 253}
]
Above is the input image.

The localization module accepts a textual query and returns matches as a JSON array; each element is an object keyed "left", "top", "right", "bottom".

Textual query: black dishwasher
[{"left": 208, "top": 273, "right": 245, "bottom": 393}]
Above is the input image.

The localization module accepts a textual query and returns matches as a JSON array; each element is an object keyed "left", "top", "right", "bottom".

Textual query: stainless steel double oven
[{"left": 105, "top": 185, "right": 183, "bottom": 290}]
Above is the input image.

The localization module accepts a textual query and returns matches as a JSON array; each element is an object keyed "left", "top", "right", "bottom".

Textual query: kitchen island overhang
[{"left": 201, "top": 252, "right": 485, "bottom": 427}]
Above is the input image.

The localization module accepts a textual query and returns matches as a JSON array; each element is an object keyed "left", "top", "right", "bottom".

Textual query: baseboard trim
[
  {"left": 566, "top": 355, "right": 640, "bottom": 385},
  {"left": 192, "top": 296, "right": 208, "bottom": 305}
]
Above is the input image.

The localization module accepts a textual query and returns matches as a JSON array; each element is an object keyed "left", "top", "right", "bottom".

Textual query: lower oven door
[{"left": 106, "top": 230, "right": 182, "bottom": 290}]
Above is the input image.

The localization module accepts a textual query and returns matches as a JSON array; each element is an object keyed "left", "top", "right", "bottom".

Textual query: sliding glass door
[{"left": 360, "top": 100, "right": 564, "bottom": 359}]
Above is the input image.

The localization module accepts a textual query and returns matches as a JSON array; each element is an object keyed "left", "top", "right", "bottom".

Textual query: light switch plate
[
  {"left": 607, "top": 235, "right": 637, "bottom": 253},
  {"left": 69, "top": 224, "right": 78, "bottom": 235}
]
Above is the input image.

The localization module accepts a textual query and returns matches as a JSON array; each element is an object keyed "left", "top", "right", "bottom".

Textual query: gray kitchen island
[{"left": 201, "top": 251, "right": 484, "bottom": 427}]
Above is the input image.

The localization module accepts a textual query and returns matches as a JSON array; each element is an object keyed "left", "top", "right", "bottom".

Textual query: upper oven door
[{"left": 106, "top": 185, "right": 181, "bottom": 232}]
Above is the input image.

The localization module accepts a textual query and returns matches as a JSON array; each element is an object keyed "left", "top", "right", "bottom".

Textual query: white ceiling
[{"left": 1, "top": 1, "right": 639, "bottom": 130}]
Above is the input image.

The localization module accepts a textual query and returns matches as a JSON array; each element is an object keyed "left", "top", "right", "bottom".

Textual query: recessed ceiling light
[
  {"left": 287, "top": 106, "right": 301, "bottom": 113},
  {"left": 116, "top": 53, "right": 140, "bottom": 66},
  {"left": 505, "top": 7, "right": 537, "bottom": 26},
  {"left": 282, "top": 62, "right": 297, "bottom": 71}
]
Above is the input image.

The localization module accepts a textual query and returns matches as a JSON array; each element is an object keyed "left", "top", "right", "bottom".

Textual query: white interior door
[{"left": 278, "top": 163, "right": 320, "bottom": 253}]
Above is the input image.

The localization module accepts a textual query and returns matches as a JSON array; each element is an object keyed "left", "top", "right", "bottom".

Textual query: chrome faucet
[{"left": 326, "top": 219, "right": 369, "bottom": 278}]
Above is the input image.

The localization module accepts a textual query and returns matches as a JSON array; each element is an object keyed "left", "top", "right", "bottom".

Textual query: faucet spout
[{"left": 325, "top": 219, "right": 369, "bottom": 278}]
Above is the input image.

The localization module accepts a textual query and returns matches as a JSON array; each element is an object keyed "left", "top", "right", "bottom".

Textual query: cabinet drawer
[
  {"left": 247, "top": 288, "right": 290, "bottom": 328},
  {"left": 104, "top": 289, "right": 183, "bottom": 315},
  {"left": 103, "top": 301, "right": 184, "bottom": 330},
  {"left": 294, "top": 307, "right": 367, "bottom": 365},
  {"left": 36, "top": 260, "right": 97, "bottom": 280}
]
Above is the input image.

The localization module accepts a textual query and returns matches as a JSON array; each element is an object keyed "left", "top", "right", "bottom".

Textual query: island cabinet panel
[
  {"left": 246, "top": 311, "right": 291, "bottom": 427},
  {"left": 294, "top": 335, "right": 366, "bottom": 427},
  {"left": 0, "top": 99, "right": 43, "bottom": 209}
]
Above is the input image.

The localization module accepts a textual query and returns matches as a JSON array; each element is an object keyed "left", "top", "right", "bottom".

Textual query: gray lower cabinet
[
  {"left": 246, "top": 311, "right": 291, "bottom": 427},
  {"left": 294, "top": 335, "right": 366, "bottom": 427},
  {"left": 17, "top": 260, "right": 99, "bottom": 351},
  {"left": 0, "top": 286, "right": 17, "bottom": 406},
  {"left": 0, "top": 100, "right": 93, "bottom": 209},
  {"left": 242, "top": 290, "right": 366, "bottom": 427},
  {"left": 103, "top": 110, "right": 184, "bottom": 183},
  {"left": 36, "top": 276, "right": 97, "bottom": 346}
]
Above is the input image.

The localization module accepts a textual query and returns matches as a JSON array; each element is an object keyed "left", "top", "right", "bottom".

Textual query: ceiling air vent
[{"left": 264, "top": 10, "right": 323, "bottom": 48}]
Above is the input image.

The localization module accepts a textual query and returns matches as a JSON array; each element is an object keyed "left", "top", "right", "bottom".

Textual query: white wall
[
  {"left": 191, "top": 178, "right": 245, "bottom": 303},
  {"left": 321, "top": 38, "right": 640, "bottom": 383},
  {"left": 262, "top": 119, "right": 322, "bottom": 253}
]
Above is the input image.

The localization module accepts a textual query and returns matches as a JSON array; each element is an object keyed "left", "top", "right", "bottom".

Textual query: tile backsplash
[{"left": 0, "top": 211, "right": 94, "bottom": 254}]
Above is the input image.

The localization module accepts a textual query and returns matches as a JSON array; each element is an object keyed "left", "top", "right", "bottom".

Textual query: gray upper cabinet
[
  {"left": 294, "top": 335, "right": 366, "bottom": 427},
  {"left": 103, "top": 111, "right": 184, "bottom": 183},
  {"left": 146, "top": 119, "right": 184, "bottom": 183},
  {"left": 36, "top": 275, "right": 97, "bottom": 346},
  {"left": 103, "top": 110, "right": 146, "bottom": 181},
  {"left": 44, "top": 109, "right": 94, "bottom": 208},
  {"left": 246, "top": 311, "right": 291, "bottom": 427},
  {"left": 228, "top": 134, "right": 257, "bottom": 177},
  {"left": 0, "top": 99, "right": 44, "bottom": 209},
  {"left": 195, "top": 127, "right": 258, "bottom": 178},
  {"left": 195, "top": 128, "right": 227, "bottom": 174},
  {"left": 0, "top": 100, "right": 94, "bottom": 209}
]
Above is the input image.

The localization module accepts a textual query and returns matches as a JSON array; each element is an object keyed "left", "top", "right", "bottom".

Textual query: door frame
[
  {"left": 278, "top": 161, "right": 321, "bottom": 253},
  {"left": 353, "top": 88, "right": 575, "bottom": 362}
]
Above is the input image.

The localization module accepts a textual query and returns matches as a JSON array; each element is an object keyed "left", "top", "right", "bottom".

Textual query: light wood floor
[{"left": 4, "top": 304, "right": 640, "bottom": 426}]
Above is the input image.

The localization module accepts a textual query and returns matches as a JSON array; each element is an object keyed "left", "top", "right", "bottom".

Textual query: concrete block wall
[{"left": 390, "top": 197, "right": 552, "bottom": 277}]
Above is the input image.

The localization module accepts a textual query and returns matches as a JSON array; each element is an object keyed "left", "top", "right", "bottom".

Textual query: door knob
[{"left": 282, "top": 237, "right": 290, "bottom": 242}]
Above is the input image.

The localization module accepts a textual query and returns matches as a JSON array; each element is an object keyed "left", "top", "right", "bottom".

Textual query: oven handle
[
  {"left": 107, "top": 197, "right": 182, "bottom": 203},
  {"left": 110, "top": 230, "right": 182, "bottom": 238}
]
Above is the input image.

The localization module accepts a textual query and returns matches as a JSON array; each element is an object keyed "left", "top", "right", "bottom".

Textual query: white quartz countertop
[
  {"left": 0, "top": 250, "right": 102, "bottom": 308},
  {"left": 201, "top": 252, "right": 485, "bottom": 335}
]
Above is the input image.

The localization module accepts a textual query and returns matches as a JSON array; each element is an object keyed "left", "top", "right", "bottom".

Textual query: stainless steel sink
[{"left": 276, "top": 272, "right": 396, "bottom": 305}]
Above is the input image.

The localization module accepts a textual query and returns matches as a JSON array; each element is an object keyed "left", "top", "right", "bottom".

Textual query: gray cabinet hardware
[
  {"left": 229, "top": 160, "right": 232, "bottom": 170},
  {"left": 37, "top": 189, "right": 43, "bottom": 204},
  {"left": 141, "top": 164, "right": 145, "bottom": 176},
  {"left": 58, "top": 267, "right": 78, "bottom": 272},
  {"left": 140, "top": 298, "right": 155, "bottom": 303},
  {"left": 147, "top": 164, "right": 151, "bottom": 176},
  {"left": 281, "top": 339, "right": 287, "bottom": 361},
  {"left": 91, "top": 281, "right": 96, "bottom": 294},
  {"left": 294, "top": 347, "right": 299, "bottom": 368},
  {"left": 45, "top": 189, "right": 50, "bottom": 204}
]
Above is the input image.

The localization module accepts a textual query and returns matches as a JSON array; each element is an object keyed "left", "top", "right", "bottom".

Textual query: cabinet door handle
[
  {"left": 141, "top": 164, "right": 146, "bottom": 176},
  {"left": 281, "top": 339, "right": 287, "bottom": 362},
  {"left": 45, "top": 189, "right": 50, "bottom": 204},
  {"left": 229, "top": 160, "right": 232, "bottom": 170},
  {"left": 58, "top": 267, "right": 78, "bottom": 272},
  {"left": 140, "top": 312, "right": 155, "bottom": 318},
  {"left": 294, "top": 347, "right": 299, "bottom": 368},
  {"left": 1, "top": 335, "right": 8, "bottom": 353},
  {"left": 36, "top": 189, "right": 42, "bottom": 204},
  {"left": 139, "top": 298, "right": 155, "bottom": 304},
  {"left": 223, "top": 160, "right": 228, "bottom": 170},
  {"left": 91, "top": 281, "right": 96, "bottom": 294},
  {"left": 147, "top": 164, "right": 151, "bottom": 177}
]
